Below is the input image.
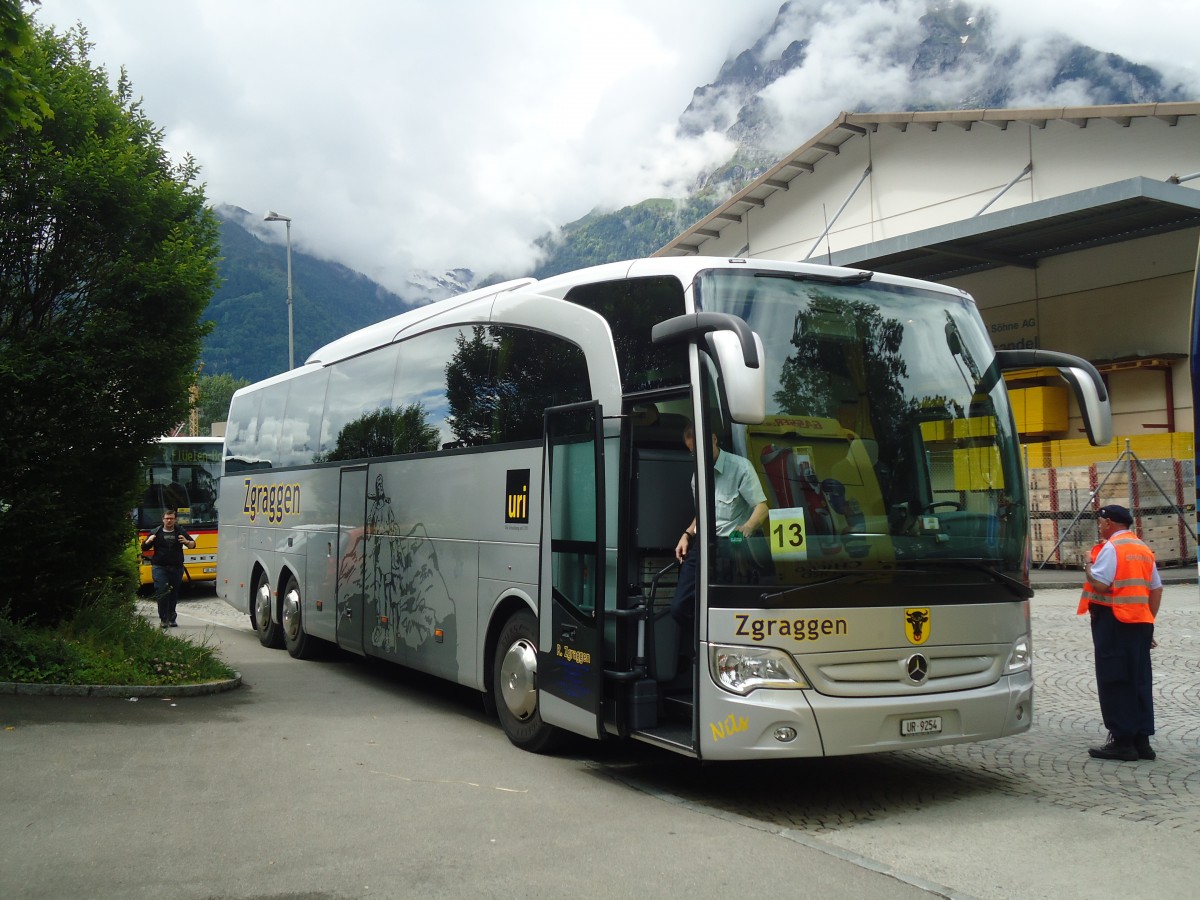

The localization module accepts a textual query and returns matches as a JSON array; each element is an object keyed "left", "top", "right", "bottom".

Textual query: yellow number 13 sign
[{"left": 768, "top": 508, "right": 808, "bottom": 561}]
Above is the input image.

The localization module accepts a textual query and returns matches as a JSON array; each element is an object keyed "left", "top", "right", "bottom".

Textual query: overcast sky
[{"left": 34, "top": 0, "right": 1200, "bottom": 297}]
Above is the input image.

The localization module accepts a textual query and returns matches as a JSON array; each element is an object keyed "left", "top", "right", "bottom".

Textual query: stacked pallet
[{"left": 1027, "top": 453, "right": 1197, "bottom": 568}]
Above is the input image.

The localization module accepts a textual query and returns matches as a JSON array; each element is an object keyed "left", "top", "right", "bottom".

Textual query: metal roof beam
[{"left": 926, "top": 244, "right": 1038, "bottom": 269}]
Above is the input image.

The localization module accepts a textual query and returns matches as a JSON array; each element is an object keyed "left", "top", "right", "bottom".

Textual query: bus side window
[
  {"left": 255, "top": 381, "right": 289, "bottom": 467},
  {"left": 225, "top": 390, "right": 262, "bottom": 471},
  {"left": 564, "top": 276, "right": 688, "bottom": 393},
  {"left": 320, "top": 344, "right": 404, "bottom": 461},
  {"left": 280, "top": 368, "right": 330, "bottom": 467},
  {"left": 489, "top": 326, "right": 590, "bottom": 444}
]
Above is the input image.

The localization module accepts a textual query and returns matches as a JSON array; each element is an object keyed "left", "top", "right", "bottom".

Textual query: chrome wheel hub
[
  {"left": 499, "top": 638, "right": 538, "bottom": 721},
  {"left": 282, "top": 587, "right": 301, "bottom": 641},
  {"left": 254, "top": 582, "right": 272, "bottom": 631}
]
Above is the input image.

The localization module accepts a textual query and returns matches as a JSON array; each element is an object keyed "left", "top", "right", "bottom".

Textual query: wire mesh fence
[{"left": 1027, "top": 440, "right": 1198, "bottom": 569}]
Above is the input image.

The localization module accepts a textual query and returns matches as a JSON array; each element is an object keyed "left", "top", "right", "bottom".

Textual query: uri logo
[
  {"left": 505, "top": 469, "right": 530, "bottom": 524},
  {"left": 904, "top": 607, "right": 931, "bottom": 645}
]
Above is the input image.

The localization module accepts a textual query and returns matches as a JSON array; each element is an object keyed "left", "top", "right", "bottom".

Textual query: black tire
[
  {"left": 491, "top": 609, "right": 564, "bottom": 753},
  {"left": 251, "top": 570, "right": 284, "bottom": 649},
  {"left": 281, "top": 574, "right": 317, "bottom": 659}
]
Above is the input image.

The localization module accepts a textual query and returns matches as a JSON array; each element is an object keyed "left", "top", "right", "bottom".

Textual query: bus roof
[{"left": 231, "top": 256, "right": 972, "bottom": 399}]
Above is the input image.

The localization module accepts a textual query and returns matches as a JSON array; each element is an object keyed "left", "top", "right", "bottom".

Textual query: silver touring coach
[{"left": 218, "top": 256, "right": 1111, "bottom": 760}]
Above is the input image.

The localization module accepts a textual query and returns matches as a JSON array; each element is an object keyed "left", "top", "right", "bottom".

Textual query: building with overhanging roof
[
  {"left": 658, "top": 102, "right": 1200, "bottom": 445},
  {"left": 658, "top": 102, "right": 1200, "bottom": 563}
]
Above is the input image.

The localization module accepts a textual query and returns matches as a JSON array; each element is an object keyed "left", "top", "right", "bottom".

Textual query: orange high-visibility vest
[{"left": 1077, "top": 532, "right": 1156, "bottom": 623}]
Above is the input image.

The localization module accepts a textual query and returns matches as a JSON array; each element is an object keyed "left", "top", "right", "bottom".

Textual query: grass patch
[{"left": 0, "top": 585, "right": 236, "bottom": 687}]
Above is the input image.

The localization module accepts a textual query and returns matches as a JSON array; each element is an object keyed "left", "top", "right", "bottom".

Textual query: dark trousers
[
  {"left": 1089, "top": 603, "right": 1155, "bottom": 741},
  {"left": 670, "top": 550, "right": 699, "bottom": 658},
  {"left": 670, "top": 550, "right": 698, "bottom": 627},
  {"left": 152, "top": 565, "right": 184, "bottom": 624}
]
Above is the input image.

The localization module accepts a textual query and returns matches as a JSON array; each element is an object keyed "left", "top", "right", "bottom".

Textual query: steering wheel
[{"left": 922, "top": 501, "right": 962, "bottom": 513}]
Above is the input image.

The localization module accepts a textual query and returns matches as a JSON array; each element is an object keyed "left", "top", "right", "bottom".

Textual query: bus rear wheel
[
  {"left": 252, "top": 571, "right": 284, "bottom": 649},
  {"left": 281, "top": 574, "right": 316, "bottom": 659},
  {"left": 491, "top": 609, "right": 564, "bottom": 753}
]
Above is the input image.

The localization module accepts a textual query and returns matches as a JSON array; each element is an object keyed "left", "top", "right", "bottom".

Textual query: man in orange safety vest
[{"left": 1077, "top": 504, "right": 1162, "bottom": 761}]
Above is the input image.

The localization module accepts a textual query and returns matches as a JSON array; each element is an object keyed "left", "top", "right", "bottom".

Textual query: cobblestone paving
[{"left": 608, "top": 585, "right": 1200, "bottom": 835}]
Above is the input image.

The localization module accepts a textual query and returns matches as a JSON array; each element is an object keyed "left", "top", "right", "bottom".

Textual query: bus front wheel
[
  {"left": 492, "top": 609, "right": 564, "bottom": 753},
  {"left": 281, "top": 574, "right": 316, "bottom": 659},
  {"left": 252, "top": 571, "right": 284, "bottom": 649}
]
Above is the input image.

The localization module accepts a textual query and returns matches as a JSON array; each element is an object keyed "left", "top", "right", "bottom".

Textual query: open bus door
[{"left": 537, "top": 401, "right": 605, "bottom": 739}]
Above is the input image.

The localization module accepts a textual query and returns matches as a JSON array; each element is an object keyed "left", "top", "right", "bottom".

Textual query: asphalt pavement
[{"left": 2, "top": 575, "right": 1198, "bottom": 900}]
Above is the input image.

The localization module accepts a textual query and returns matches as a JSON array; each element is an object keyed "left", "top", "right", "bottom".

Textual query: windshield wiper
[
  {"left": 754, "top": 270, "right": 873, "bottom": 285},
  {"left": 760, "top": 568, "right": 895, "bottom": 603},
  {"left": 895, "top": 558, "right": 1030, "bottom": 597}
]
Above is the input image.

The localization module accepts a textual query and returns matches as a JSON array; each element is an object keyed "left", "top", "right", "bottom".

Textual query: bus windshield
[
  {"left": 135, "top": 439, "right": 222, "bottom": 531},
  {"left": 696, "top": 268, "right": 1025, "bottom": 588}
]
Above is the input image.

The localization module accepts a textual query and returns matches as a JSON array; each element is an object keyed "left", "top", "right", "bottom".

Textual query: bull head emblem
[{"left": 905, "top": 608, "right": 930, "bottom": 645}]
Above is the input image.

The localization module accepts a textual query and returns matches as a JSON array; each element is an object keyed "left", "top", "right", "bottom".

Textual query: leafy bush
[{"left": 0, "top": 581, "right": 236, "bottom": 686}]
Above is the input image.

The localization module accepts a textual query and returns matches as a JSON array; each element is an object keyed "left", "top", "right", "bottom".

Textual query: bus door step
[{"left": 662, "top": 691, "right": 694, "bottom": 718}]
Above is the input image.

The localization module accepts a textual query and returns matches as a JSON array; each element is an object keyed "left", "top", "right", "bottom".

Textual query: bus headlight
[
  {"left": 1005, "top": 635, "right": 1032, "bottom": 674},
  {"left": 709, "top": 644, "right": 810, "bottom": 695}
]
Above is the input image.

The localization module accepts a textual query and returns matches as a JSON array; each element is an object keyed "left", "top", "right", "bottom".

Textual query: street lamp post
[{"left": 264, "top": 211, "right": 294, "bottom": 370}]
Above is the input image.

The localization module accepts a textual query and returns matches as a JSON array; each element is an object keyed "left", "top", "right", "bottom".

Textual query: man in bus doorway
[
  {"left": 1078, "top": 504, "right": 1162, "bottom": 761},
  {"left": 141, "top": 508, "right": 196, "bottom": 629},
  {"left": 671, "top": 423, "right": 769, "bottom": 655}
]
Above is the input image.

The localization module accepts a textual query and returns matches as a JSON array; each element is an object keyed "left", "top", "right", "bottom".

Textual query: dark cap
[{"left": 1097, "top": 504, "right": 1133, "bottom": 526}]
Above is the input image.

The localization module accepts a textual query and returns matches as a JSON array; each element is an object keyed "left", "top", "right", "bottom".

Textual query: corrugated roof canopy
[
  {"left": 657, "top": 102, "right": 1200, "bottom": 276},
  {"left": 828, "top": 176, "right": 1200, "bottom": 281}
]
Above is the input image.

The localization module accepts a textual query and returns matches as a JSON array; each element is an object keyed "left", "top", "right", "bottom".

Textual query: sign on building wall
[{"left": 981, "top": 301, "right": 1039, "bottom": 351}]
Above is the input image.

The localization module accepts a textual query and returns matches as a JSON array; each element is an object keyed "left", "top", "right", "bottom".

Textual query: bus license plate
[
  {"left": 901, "top": 716, "right": 942, "bottom": 736},
  {"left": 203, "top": 566, "right": 216, "bottom": 574}
]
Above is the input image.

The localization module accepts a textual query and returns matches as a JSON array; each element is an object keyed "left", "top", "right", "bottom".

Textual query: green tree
[
  {"left": 0, "top": 1, "right": 50, "bottom": 139},
  {"left": 196, "top": 372, "right": 248, "bottom": 435},
  {"left": 319, "top": 404, "right": 440, "bottom": 462},
  {"left": 0, "top": 22, "right": 220, "bottom": 624}
]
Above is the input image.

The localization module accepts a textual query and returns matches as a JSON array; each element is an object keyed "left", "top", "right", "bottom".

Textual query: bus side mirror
[
  {"left": 652, "top": 312, "right": 766, "bottom": 424},
  {"left": 1054, "top": 365, "right": 1113, "bottom": 446},
  {"left": 710, "top": 329, "right": 765, "bottom": 424},
  {"left": 991, "top": 349, "right": 1113, "bottom": 447}
]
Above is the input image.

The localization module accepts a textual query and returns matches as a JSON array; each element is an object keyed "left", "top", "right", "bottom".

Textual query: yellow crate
[
  {"left": 1011, "top": 386, "right": 1068, "bottom": 435},
  {"left": 1058, "top": 439, "right": 1113, "bottom": 466},
  {"left": 1127, "top": 434, "right": 1175, "bottom": 459},
  {"left": 952, "top": 416, "right": 997, "bottom": 439},
  {"left": 1023, "top": 442, "right": 1052, "bottom": 469},
  {"left": 920, "top": 420, "right": 950, "bottom": 442},
  {"left": 953, "top": 445, "right": 1005, "bottom": 490}
]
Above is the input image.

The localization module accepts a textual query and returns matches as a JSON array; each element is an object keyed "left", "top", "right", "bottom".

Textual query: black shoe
[
  {"left": 1088, "top": 737, "right": 1137, "bottom": 761},
  {"left": 160, "top": 620, "right": 168, "bottom": 630},
  {"left": 1134, "top": 737, "right": 1156, "bottom": 760},
  {"left": 169, "top": 620, "right": 179, "bottom": 627}
]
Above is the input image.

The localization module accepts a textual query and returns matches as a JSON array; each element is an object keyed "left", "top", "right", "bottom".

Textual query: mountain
[
  {"left": 202, "top": 1, "right": 1192, "bottom": 383},
  {"left": 531, "top": 1, "right": 1192, "bottom": 278},
  {"left": 205, "top": 206, "right": 414, "bottom": 383}
]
